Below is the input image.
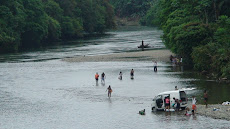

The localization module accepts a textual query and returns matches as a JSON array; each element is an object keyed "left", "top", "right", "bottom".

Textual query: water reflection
[
  {"left": 0, "top": 26, "right": 164, "bottom": 63},
  {"left": 96, "top": 81, "right": 99, "bottom": 86}
]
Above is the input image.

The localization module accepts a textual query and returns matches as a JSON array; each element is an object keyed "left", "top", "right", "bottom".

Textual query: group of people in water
[
  {"left": 170, "top": 55, "right": 183, "bottom": 65},
  {"left": 95, "top": 69, "right": 135, "bottom": 98}
]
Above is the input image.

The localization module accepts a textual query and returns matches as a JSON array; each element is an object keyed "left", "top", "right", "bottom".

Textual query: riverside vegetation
[
  {"left": 1, "top": 0, "right": 230, "bottom": 78},
  {"left": 140, "top": 0, "right": 230, "bottom": 79},
  {"left": 0, "top": 0, "right": 115, "bottom": 53}
]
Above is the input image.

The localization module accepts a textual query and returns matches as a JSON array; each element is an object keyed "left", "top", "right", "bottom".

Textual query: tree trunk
[
  {"left": 213, "top": 1, "right": 218, "bottom": 21},
  {"left": 205, "top": 10, "right": 209, "bottom": 24}
]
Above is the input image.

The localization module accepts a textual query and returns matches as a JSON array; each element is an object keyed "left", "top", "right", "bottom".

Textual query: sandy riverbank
[
  {"left": 196, "top": 104, "right": 230, "bottom": 121},
  {"left": 63, "top": 49, "right": 174, "bottom": 62}
]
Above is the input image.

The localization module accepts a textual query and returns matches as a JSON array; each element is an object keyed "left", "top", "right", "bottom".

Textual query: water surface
[{"left": 0, "top": 26, "right": 229, "bottom": 129}]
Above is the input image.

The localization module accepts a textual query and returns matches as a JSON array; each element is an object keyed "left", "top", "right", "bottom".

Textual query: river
[{"left": 0, "top": 26, "right": 229, "bottom": 129}]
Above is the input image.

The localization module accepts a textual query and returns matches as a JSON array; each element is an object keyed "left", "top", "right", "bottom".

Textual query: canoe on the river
[{"left": 137, "top": 44, "right": 150, "bottom": 48}]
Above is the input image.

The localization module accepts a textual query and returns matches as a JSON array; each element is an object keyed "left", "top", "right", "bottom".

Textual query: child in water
[
  {"left": 139, "top": 109, "right": 145, "bottom": 115},
  {"left": 185, "top": 107, "right": 192, "bottom": 116}
]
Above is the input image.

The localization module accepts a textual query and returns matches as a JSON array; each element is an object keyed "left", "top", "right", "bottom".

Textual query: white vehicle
[{"left": 151, "top": 90, "right": 188, "bottom": 111}]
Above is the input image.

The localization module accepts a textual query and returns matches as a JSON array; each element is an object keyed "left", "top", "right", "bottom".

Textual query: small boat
[{"left": 137, "top": 44, "right": 150, "bottom": 48}]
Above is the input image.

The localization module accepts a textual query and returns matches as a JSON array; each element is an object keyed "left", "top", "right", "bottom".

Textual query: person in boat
[{"left": 142, "top": 40, "right": 144, "bottom": 51}]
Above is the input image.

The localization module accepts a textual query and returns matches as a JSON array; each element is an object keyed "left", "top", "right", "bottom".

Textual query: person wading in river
[
  {"left": 192, "top": 96, "right": 197, "bottom": 115},
  {"left": 204, "top": 90, "right": 208, "bottom": 108},
  {"left": 154, "top": 61, "right": 157, "bottom": 72},
  {"left": 95, "top": 72, "right": 99, "bottom": 82},
  {"left": 119, "top": 71, "right": 122, "bottom": 80},
  {"left": 130, "top": 69, "right": 134, "bottom": 79},
  {"left": 101, "top": 72, "right": 106, "bottom": 83},
  {"left": 106, "top": 85, "right": 112, "bottom": 97},
  {"left": 175, "top": 86, "right": 178, "bottom": 90}
]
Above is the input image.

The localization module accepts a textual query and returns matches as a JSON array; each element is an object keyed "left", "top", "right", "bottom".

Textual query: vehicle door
[
  {"left": 179, "top": 91, "right": 187, "bottom": 105},
  {"left": 155, "top": 95, "right": 163, "bottom": 108}
]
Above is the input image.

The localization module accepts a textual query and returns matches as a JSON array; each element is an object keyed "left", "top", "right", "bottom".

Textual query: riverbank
[
  {"left": 196, "top": 104, "right": 230, "bottom": 121},
  {"left": 63, "top": 49, "right": 173, "bottom": 62},
  {"left": 115, "top": 17, "right": 140, "bottom": 26}
]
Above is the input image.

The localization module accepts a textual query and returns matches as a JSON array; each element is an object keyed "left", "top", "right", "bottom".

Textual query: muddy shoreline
[
  {"left": 196, "top": 104, "right": 230, "bottom": 121},
  {"left": 63, "top": 49, "right": 174, "bottom": 62}
]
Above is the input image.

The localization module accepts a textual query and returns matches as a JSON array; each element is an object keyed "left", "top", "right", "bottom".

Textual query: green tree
[
  {"left": 21, "top": 0, "right": 48, "bottom": 48},
  {"left": 0, "top": 0, "right": 116, "bottom": 53}
]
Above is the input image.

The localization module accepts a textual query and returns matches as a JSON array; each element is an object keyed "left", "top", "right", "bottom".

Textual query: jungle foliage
[
  {"left": 0, "top": 0, "right": 115, "bottom": 53},
  {"left": 141, "top": 0, "right": 230, "bottom": 78},
  {"left": 109, "top": 0, "right": 153, "bottom": 18}
]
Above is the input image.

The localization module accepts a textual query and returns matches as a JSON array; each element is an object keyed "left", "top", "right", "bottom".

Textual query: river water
[{"left": 0, "top": 26, "right": 229, "bottom": 129}]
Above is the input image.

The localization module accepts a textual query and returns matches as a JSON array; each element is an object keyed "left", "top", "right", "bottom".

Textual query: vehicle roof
[{"left": 158, "top": 90, "right": 185, "bottom": 95}]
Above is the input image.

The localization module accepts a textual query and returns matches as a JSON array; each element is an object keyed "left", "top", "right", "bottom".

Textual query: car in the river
[{"left": 151, "top": 90, "right": 188, "bottom": 111}]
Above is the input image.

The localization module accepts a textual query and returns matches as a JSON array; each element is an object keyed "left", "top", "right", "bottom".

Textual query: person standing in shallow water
[
  {"left": 192, "top": 96, "right": 197, "bottom": 115},
  {"left": 153, "top": 61, "right": 157, "bottom": 72},
  {"left": 175, "top": 86, "right": 178, "bottom": 90},
  {"left": 119, "top": 71, "right": 122, "bottom": 80},
  {"left": 106, "top": 85, "right": 112, "bottom": 97},
  {"left": 130, "top": 69, "right": 134, "bottom": 79},
  {"left": 165, "top": 96, "right": 170, "bottom": 110},
  {"left": 95, "top": 72, "right": 99, "bottom": 82},
  {"left": 101, "top": 72, "right": 106, "bottom": 83},
  {"left": 204, "top": 90, "right": 208, "bottom": 108}
]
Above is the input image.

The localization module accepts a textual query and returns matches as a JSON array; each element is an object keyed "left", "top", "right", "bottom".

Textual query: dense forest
[
  {"left": 0, "top": 0, "right": 115, "bottom": 53},
  {"left": 1, "top": 0, "right": 230, "bottom": 78},
  {"left": 141, "top": 0, "right": 230, "bottom": 79},
  {"left": 110, "top": 0, "right": 152, "bottom": 19}
]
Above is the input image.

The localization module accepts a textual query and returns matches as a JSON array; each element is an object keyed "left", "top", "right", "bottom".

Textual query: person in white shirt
[
  {"left": 118, "top": 71, "right": 122, "bottom": 80},
  {"left": 191, "top": 96, "right": 197, "bottom": 115},
  {"left": 180, "top": 57, "right": 183, "bottom": 65}
]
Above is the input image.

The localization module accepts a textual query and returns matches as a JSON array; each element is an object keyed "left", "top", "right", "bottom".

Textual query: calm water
[
  {"left": 0, "top": 26, "right": 229, "bottom": 129},
  {"left": 0, "top": 26, "right": 164, "bottom": 63}
]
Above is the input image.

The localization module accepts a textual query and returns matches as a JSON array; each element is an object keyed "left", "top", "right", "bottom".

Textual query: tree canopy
[
  {"left": 141, "top": 0, "right": 230, "bottom": 78},
  {"left": 110, "top": 0, "right": 153, "bottom": 18},
  {"left": 0, "top": 0, "right": 115, "bottom": 53}
]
